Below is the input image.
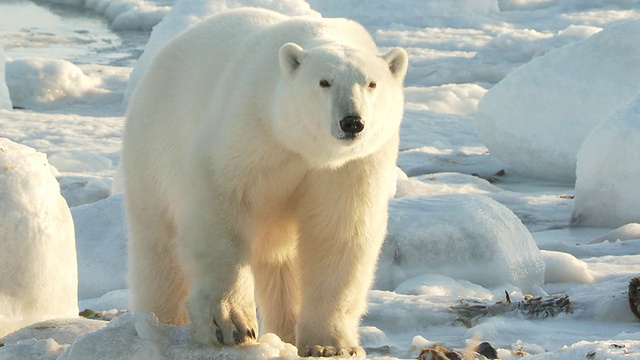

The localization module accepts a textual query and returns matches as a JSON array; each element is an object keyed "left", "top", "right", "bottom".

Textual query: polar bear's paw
[
  {"left": 298, "top": 345, "right": 365, "bottom": 357},
  {"left": 189, "top": 296, "right": 259, "bottom": 346}
]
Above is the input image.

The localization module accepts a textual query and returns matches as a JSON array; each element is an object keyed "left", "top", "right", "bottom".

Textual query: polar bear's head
[{"left": 273, "top": 42, "right": 408, "bottom": 168}]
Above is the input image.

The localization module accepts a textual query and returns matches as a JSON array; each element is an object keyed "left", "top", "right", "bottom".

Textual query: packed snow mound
[
  {"left": 571, "top": 94, "right": 640, "bottom": 227},
  {"left": 0, "top": 138, "right": 78, "bottom": 337},
  {"left": 395, "top": 172, "right": 503, "bottom": 198},
  {"left": 0, "top": 47, "right": 11, "bottom": 110},
  {"left": 123, "top": 0, "right": 318, "bottom": 105},
  {"left": 5, "top": 58, "right": 103, "bottom": 108},
  {"left": 473, "top": 20, "right": 640, "bottom": 183},
  {"left": 54, "top": 313, "right": 299, "bottom": 360},
  {"left": 541, "top": 250, "right": 593, "bottom": 284},
  {"left": 43, "top": 0, "right": 170, "bottom": 31},
  {"left": 404, "top": 84, "right": 487, "bottom": 116},
  {"left": 58, "top": 175, "right": 112, "bottom": 207},
  {"left": 308, "top": 0, "right": 498, "bottom": 27},
  {"left": 72, "top": 194, "right": 128, "bottom": 300},
  {"left": 376, "top": 194, "right": 545, "bottom": 293},
  {"left": 498, "top": 0, "right": 557, "bottom": 11},
  {"left": 588, "top": 223, "right": 640, "bottom": 244},
  {"left": 0, "top": 318, "right": 106, "bottom": 354}
]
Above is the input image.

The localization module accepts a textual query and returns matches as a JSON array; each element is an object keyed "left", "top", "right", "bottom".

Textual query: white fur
[{"left": 122, "top": 8, "right": 408, "bottom": 357}]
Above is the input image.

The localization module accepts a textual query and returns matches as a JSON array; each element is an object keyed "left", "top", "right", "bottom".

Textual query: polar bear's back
[
  {"left": 123, "top": 8, "right": 379, "bottom": 215},
  {"left": 124, "top": 9, "right": 286, "bottom": 204}
]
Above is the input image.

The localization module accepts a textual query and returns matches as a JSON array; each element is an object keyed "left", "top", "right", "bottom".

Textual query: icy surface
[
  {"left": 5, "top": 58, "right": 103, "bottom": 109},
  {"left": 474, "top": 20, "right": 640, "bottom": 183},
  {"left": 571, "top": 94, "right": 640, "bottom": 227},
  {"left": 72, "top": 194, "right": 128, "bottom": 300},
  {"left": 2, "top": 0, "right": 640, "bottom": 359},
  {"left": 0, "top": 47, "right": 11, "bottom": 109},
  {"left": 0, "top": 138, "right": 78, "bottom": 337},
  {"left": 55, "top": 313, "right": 299, "bottom": 360},
  {"left": 377, "top": 194, "right": 545, "bottom": 293}
]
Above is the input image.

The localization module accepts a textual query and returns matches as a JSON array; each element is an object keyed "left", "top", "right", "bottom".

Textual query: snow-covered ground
[{"left": 1, "top": 0, "right": 640, "bottom": 359}]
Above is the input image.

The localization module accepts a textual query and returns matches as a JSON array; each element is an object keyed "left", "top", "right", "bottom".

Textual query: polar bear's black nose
[{"left": 340, "top": 115, "right": 365, "bottom": 135}]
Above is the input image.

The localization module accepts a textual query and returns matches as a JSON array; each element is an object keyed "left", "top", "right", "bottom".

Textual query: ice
[
  {"left": 72, "top": 194, "right": 128, "bottom": 300},
  {"left": 395, "top": 172, "right": 503, "bottom": 198},
  {"left": 57, "top": 175, "right": 112, "bottom": 207},
  {"left": 0, "top": 338, "right": 67, "bottom": 360},
  {"left": 571, "top": 94, "right": 640, "bottom": 227},
  {"left": 5, "top": 58, "right": 104, "bottom": 109},
  {"left": 3, "top": 0, "right": 640, "bottom": 359},
  {"left": 474, "top": 19, "right": 640, "bottom": 183},
  {"left": 0, "top": 138, "right": 78, "bottom": 337},
  {"left": 498, "top": 0, "right": 557, "bottom": 11},
  {"left": 0, "top": 318, "right": 106, "bottom": 351},
  {"left": 376, "top": 194, "right": 545, "bottom": 293},
  {"left": 540, "top": 250, "right": 593, "bottom": 284},
  {"left": 0, "top": 47, "right": 11, "bottom": 110},
  {"left": 53, "top": 313, "right": 299, "bottom": 360},
  {"left": 404, "top": 84, "right": 486, "bottom": 116},
  {"left": 45, "top": 0, "right": 170, "bottom": 31},
  {"left": 307, "top": 0, "right": 499, "bottom": 28},
  {"left": 588, "top": 223, "right": 640, "bottom": 244}
]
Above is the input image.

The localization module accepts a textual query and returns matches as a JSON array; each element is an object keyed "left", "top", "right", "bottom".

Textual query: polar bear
[{"left": 122, "top": 8, "right": 408, "bottom": 357}]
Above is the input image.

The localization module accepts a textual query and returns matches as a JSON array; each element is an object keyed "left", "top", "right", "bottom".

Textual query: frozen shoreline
[{"left": 1, "top": 0, "right": 640, "bottom": 359}]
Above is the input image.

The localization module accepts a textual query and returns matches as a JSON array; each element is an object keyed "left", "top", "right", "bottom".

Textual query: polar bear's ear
[
  {"left": 383, "top": 48, "right": 409, "bottom": 81},
  {"left": 279, "top": 43, "right": 305, "bottom": 76}
]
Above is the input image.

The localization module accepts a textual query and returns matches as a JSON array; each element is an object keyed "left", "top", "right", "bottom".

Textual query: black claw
[
  {"left": 213, "top": 319, "right": 224, "bottom": 344},
  {"left": 251, "top": 328, "right": 256, "bottom": 339},
  {"left": 233, "top": 330, "right": 242, "bottom": 344}
]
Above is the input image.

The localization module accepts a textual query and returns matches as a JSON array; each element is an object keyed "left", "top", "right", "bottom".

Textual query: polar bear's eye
[
  {"left": 368, "top": 81, "right": 377, "bottom": 89},
  {"left": 319, "top": 79, "right": 331, "bottom": 88}
]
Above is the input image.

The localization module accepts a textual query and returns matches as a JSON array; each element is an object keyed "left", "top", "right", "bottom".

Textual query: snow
[
  {"left": 0, "top": 138, "right": 78, "bottom": 338},
  {"left": 571, "top": 94, "right": 640, "bottom": 227},
  {"left": 5, "top": 58, "right": 104, "bottom": 109},
  {"left": 1, "top": 0, "right": 640, "bottom": 359},
  {"left": 378, "top": 194, "right": 545, "bottom": 293},
  {"left": 0, "top": 46, "right": 11, "bottom": 109},
  {"left": 474, "top": 19, "right": 640, "bottom": 183},
  {"left": 72, "top": 194, "right": 128, "bottom": 300}
]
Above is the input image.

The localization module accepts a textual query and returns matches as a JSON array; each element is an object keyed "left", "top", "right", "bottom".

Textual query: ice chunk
[
  {"left": 376, "top": 194, "right": 545, "bottom": 292},
  {"left": 5, "top": 58, "right": 103, "bottom": 108},
  {"left": 571, "top": 94, "right": 640, "bottom": 227},
  {"left": 57, "top": 312, "right": 298, "bottom": 360},
  {"left": 588, "top": 223, "right": 640, "bottom": 244},
  {"left": 541, "top": 250, "right": 593, "bottom": 284},
  {"left": 474, "top": 20, "right": 640, "bottom": 183},
  {"left": 0, "top": 138, "right": 78, "bottom": 337},
  {"left": 72, "top": 194, "right": 128, "bottom": 300},
  {"left": 0, "top": 318, "right": 106, "bottom": 349},
  {"left": 0, "top": 47, "right": 11, "bottom": 110}
]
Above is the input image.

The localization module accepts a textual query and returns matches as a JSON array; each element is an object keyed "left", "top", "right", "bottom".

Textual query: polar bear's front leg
[
  {"left": 294, "top": 158, "right": 392, "bottom": 357},
  {"left": 178, "top": 198, "right": 259, "bottom": 346}
]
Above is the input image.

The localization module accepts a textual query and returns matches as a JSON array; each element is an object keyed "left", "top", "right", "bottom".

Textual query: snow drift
[
  {"left": 0, "top": 47, "right": 11, "bottom": 110},
  {"left": 473, "top": 19, "right": 640, "bottom": 183},
  {"left": 5, "top": 58, "right": 103, "bottom": 108},
  {"left": 571, "top": 94, "right": 640, "bottom": 227},
  {"left": 0, "top": 138, "right": 78, "bottom": 337},
  {"left": 376, "top": 194, "right": 546, "bottom": 293}
]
